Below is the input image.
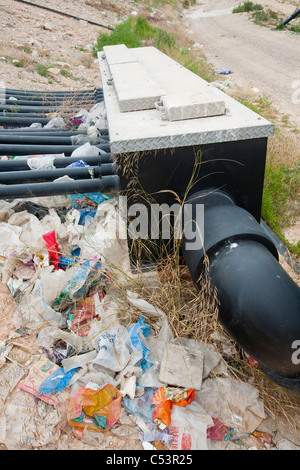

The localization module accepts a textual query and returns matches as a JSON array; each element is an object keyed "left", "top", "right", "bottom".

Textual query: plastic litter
[
  {"left": 70, "top": 142, "right": 107, "bottom": 158},
  {"left": 158, "top": 341, "right": 204, "bottom": 390},
  {"left": 214, "top": 68, "right": 232, "bottom": 75},
  {"left": 122, "top": 387, "right": 156, "bottom": 424},
  {"left": 52, "top": 258, "right": 107, "bottom": 312},
  {"left": 93, "top": 325, "right": 131, "bottom": 372},
  {"left": 168, "top": 401, "right": 214, "bottom": 450},
  {"left": 43, "top": 230, "right": 60, "bottom": 270},
  {"left": 27, "top": 155, "right": 57, "bottom": 170},
  {"left": 67, "top": 383, "right": 122, "bottom": 434},
  {"left": 153, "top": 387, "right": 195, "bottom": 429},
  {"left": 38, "top": 365, "right": 81, "bottom": 396},
  {"left": 18, "top": 356, "right": 71, "bottom": 409},
  {"left": 68, "top": 296, "right": 97, "bottom": 337}
]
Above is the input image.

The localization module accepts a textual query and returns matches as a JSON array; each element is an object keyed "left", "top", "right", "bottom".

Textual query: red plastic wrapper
[
  {"left": 207, "top": 418, "right": 230, "bottom": 440},
  {"left": 70, "top": 297, "right": 97, "bottom": 337},
  {"left": 42, "top": 230, "right": 60, "bottom": 270}
]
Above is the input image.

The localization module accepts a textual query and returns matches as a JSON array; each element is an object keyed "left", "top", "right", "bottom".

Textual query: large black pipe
[
  {"left": 0, "top": 175, "right": 120, "bottom": 199},
  {"left": 0, "top": 143, "right": 110, "bottom": 156},
  {"left": 181, "top": 190, "right": 300, "bottom": 389},
  {"left": 0, "top": 163, "right": 117, "bottom": 184}
]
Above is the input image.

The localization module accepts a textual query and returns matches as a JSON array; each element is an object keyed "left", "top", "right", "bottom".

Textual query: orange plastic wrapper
[
  {"left": 153, "top": 387, "right": 195, "bottom": 429},
  {"left": 67, "top": 384, "right": 122, "bottom": 434}
]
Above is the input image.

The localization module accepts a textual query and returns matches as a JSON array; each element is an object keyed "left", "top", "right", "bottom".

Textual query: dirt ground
[
  {"left": 184, "top": 0, "right": 300, "bottom": 127},
  {"left": 0, "top": 0, "right": 130, "bottom": 92}
]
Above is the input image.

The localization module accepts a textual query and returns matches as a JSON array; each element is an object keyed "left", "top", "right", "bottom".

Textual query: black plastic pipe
[
  {"left": 0, "top": 112, "right": 47, "bottom": 118},
  {"left": 282, "top": 8, "right": 300, "bottom": 25},
  {"left": 0, "top": 105, "right": 66, "bottom": 114},
  {"left": 0, "top": 163, "right": 117, "bottom": 184},
  {"left": 0, "top": 143, "right": 110, "bottom": 156},
  {"left": 0, "top": 116, "right": 51, "bottom": 126},
  {"left": 3, "top": 97, "right": 103, "bottom": 106},
  {"left": 0, "top": 135, "right": 109, "bottom": 145},
  {"left": 0, "top": 128, "right": 109, "bottom": 136},
  {"left": 181, "top": 190, "right": 300, "bottom": 390},
  {"left": 0, "top": 175, "right": 120, "bottom": 199},
  {"left": 0, "top": 153, "right": 114, "bottom": 171},
  {"left": 0, "top": 130, "right": 89, "bottom": 137},
  {"left": 14, "top": 1, "right": 116, "bottom": 31},
  {"left": 3, "top": 96, "right": 103, "bottom": 105},
  {"left": 2, "top": 87, "right": 102, "bottom": 95}
]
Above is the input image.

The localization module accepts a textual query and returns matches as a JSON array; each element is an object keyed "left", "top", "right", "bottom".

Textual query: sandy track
[{"left": 184, "top": 0, "right": 300, "bottom": 127}]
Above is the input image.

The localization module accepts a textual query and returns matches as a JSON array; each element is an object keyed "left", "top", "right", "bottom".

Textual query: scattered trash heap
[{"left": 0, "top": 88, "right": 298, "bottom": 451}]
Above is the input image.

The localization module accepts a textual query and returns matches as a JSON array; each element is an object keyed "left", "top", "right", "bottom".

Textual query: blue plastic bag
[
  {"left": 38, "top": 366, "right": 80, "bottom": 396},
  {"left": 127, "top": 316, "right": 153, "bottom": 371}
]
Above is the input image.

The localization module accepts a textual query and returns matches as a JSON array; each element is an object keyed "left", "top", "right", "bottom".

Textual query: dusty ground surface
[
  {"left": 0, "top": 0, "right": 299, "bottom": 452},
  {"left": 184, "top": 0, "right": 300, "bottom": 127},
  {"left": 0, "top": 0, "right": 132, "bottom": 92}
]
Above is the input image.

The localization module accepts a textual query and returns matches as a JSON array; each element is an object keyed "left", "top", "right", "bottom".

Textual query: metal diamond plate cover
[{"left": 99, "top": 46, "right": 275, "bottom": 154}]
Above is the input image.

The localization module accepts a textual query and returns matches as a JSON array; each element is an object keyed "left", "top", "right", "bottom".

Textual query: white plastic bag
[
  {"left": 168, "top": 401, "right": 214, "bottom": 450},
  {"left": 195, "top": 377, "right": 266, "bottom": 433},
  {"left": 93, "top": 325, "right": 131, "bottom": 372},
  {"left": 70, "top": 142, "right": 106, "bottom": 158},
  {"left": 27, "top": 154, "right": 63, "bottom": 170}
]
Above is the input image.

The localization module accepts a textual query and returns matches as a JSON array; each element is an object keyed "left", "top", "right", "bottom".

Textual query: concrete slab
[
  {"left": 102, "top": 45, "right": 166, "bottom": 112},
  {"left": 156, "top": 91, "right": 226, "bottom": 121}
]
